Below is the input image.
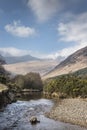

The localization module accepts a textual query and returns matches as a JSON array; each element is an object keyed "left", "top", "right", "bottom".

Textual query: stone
[
  {"left": 29, "top": 107, "right": 34, "bottom": 111},
  {"left": 30, "top": 116, "right": 40, "bottom": 124}
]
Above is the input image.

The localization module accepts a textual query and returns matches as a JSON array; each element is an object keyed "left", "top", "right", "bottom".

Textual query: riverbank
[
  {"left": 0, "top": 83, "right": 16, "bottom": 110},
  {"left": 47, "top": 98, "right": 87, "bottom": 128}
]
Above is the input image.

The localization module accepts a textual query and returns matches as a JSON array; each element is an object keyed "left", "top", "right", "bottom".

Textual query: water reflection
[{"left": 17, "top": 92, "right": 43, "bottom": 101}]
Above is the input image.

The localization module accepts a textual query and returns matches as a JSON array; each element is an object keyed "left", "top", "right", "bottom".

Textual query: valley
[{"left": 3, "top": 60, "right": 58, "bottom": 76}]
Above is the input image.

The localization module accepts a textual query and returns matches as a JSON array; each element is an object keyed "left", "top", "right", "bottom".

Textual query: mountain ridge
[
  {"left": 3, "top": 54, "right": 40, "bottom": 64},
  {"left": 55, "top": 46, "right": 87, "bottom": 69},
  {"left": 43, "top": 46, "right": 87, "bottom": 79}
]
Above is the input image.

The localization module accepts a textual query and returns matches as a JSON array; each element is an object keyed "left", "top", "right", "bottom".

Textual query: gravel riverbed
[{"left": 47, "top": 98, "right": 87, "bottom": 128}]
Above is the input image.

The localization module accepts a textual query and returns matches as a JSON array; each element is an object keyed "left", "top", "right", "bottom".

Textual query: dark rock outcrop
[{"left": 0, "top": 84, "right": 16, "bottom": 110}]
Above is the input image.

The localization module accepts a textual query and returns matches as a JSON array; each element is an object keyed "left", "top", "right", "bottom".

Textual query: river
[{"left": 0, "top": 93, "right": 87, "bottom": 130}]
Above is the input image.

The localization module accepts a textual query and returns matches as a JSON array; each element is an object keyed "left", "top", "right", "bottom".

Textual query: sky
[{"left": 0, "top": 0, "right": 87, "bottom": 59}]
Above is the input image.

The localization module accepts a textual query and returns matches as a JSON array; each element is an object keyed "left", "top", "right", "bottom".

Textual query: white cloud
[
  {"left": 47, "top": 42, "right": 87, "bottom": 59},
  {"left": 0, "top": 47, "right": 31, "bottom": 57},
  {"left": 43, "top": 13, "right": 87, "bottom": 59},
  {"left": 2, "top": 13, "right": 87, "bottom": 60},
  {"left": 5, "top": 21, "right": 36, "bottom": 38},
  {"left": 58, "top": 13, "right": 87, "bottom": 43},
  {"left": 49, "top": 13, "right": 87, "bottom": 59},
  {"left": 28, "top": 0, "right": 61, "bottom": 22},
  {"left": 27, "top": 0, "right": 83, "bottom": 22},
  {"left": 0, "top": 43, "right": 86, "bottom": 60}
]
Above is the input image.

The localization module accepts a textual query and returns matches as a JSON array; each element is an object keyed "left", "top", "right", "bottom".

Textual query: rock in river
[{"left": 30, "top": 116, "right": 40, "bottom": 124}]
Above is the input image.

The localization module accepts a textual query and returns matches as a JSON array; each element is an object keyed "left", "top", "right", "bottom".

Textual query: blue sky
[{"left": 0, "top": 0, "right": 87, "bottom": 59}]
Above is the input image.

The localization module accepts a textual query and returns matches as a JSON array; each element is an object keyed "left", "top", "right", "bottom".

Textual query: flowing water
[{"left": 0, "top": 93, "right": 87, "bottom": 130}]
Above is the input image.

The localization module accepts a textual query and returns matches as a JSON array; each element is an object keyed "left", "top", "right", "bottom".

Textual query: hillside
[
  {"left": 73, "top": 67, "right": 87, "bottom": 76},
  {"left": 43, "top": 46, "right": 87, "bottom": 79},
  {"left": 3, "top": 60, "right": 58, "bottom": 76},
  {"left": 4, "top": 55, "right": 40, "bottom": 64}
]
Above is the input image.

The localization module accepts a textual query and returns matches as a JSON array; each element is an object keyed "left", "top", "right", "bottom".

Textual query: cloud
[
  {"left": 58, "top": 13, "right": 87, "bottom": 43},
  {"left": 1, "top": 13, "right": 87, "bottom": 59},
  {"left": 27, "top": 0, "right": 87, "bottom": 22},
  {"left": 46, "top": 13, "right": 87, "bottom": 59},
  {"left": 48, "top": 13, "right": 87, "bottom": 59},
  {"left": 0, "top": 47, "right": 31, "bottom": 57},
  {"left": 28, "top": 0, "right": 61, "bottom": 22},
  {"left": 47, "top": 42, "right": 87, "bottom": 59},
  {"left": 5, "top": 21, "right": 36, "bottom": 38},
  {"left": 0, "top": 43, "right": 86, "bottom": 60}
]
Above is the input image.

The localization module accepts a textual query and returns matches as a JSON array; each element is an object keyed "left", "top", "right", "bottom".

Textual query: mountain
[
  {"left": 43, "top": 46, "right": 87, "bottom": 79},
  {"left": 4, "top": 55, "right": 40, "bottom": 64},
  {"left": 3, "top": 60, "right": 58, "bottom": 76},
  {"left": 0, "top": 54, "right": 6, "bottom": 65}
]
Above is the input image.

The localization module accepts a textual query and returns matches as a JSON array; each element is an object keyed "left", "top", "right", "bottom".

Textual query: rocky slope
[{"left": 43, "top": 46, "right": 87, "bottom": 79}]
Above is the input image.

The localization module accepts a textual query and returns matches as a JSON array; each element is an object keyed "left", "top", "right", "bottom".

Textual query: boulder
[
  {"left": 30, "top": 116, "right": 40, "bottom": 124},
  {"left": 52, "top": 92, "right": 58, "bottom": 97}
]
